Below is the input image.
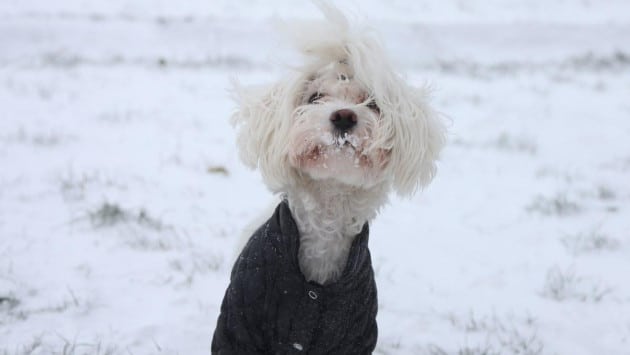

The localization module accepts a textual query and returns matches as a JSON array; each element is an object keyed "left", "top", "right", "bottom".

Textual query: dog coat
[{"left": 212, "top": 201, "right": 378, "bottom": 354}]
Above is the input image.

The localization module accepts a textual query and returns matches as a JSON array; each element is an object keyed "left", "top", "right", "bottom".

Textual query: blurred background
[{"left": 1, "top": 1, "right": 629, "bottom": 354}]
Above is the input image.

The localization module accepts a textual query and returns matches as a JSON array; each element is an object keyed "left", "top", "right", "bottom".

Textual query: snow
[{"left": 1, "top": 1, "right": 630, "bottom": 354}]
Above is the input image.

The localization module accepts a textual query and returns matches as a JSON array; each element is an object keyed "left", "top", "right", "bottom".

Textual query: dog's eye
[
  {"left": 367, "top": 99, "right": 380, "bottom": 114},
  {"left": 307, "top": 92, "right": 324, "bottom": 104}
]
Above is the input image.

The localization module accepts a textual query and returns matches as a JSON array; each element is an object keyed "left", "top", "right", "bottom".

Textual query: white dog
[{"left": 213, "top": 3, "right": 445, "bottom": 353}]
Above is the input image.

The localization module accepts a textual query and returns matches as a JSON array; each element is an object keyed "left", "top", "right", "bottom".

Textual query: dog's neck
[{"left": 285, "top": 179, "right": 388, "bottom": 285}]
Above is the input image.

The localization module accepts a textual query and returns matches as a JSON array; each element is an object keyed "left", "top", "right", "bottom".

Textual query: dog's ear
[
  {"left": 230, "top": 81, "right": 294, "bottom": 192},
  {"left": 388, "top": 86, "right": 447, "bottom": 196}
]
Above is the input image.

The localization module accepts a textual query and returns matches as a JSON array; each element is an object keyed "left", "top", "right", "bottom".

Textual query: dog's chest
[{"left": 298, "top": 229, "right": 355, "bottom": 284}]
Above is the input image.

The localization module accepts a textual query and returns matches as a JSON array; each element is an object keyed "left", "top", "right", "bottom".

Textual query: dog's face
[
  {"left": 288, "top": 61, "right": 389, "bottom": 187},
  {"left": 230, "top": 5, "right": 446, "bottom": 196}
]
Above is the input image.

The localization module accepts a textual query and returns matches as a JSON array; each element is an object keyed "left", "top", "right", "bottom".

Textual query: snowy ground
[{"left": 2, "top": 1, "right": 630, "bottom": 354}]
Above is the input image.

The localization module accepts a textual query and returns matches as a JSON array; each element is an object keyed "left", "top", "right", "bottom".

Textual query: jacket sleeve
[{"left": 211, "top": 232, "right": 269, "bottom": 355}]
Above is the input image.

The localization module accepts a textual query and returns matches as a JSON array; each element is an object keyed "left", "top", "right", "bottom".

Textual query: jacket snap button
[{"left": 308, "top": 290, "right": 318, "bottom": 300}]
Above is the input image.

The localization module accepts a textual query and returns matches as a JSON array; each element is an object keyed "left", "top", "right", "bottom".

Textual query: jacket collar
[{"left": 268, "top": 200, "right": 371, "bottom": 288}]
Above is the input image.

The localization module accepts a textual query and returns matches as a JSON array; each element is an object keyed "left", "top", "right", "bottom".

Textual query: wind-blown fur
[{"left": 231, "top": 2, "right": 446, "bottom": 284}]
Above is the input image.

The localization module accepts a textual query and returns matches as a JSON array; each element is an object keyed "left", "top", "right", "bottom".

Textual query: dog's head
[{"left": 231, "top": 2, "right": 446, "bottom": 196}]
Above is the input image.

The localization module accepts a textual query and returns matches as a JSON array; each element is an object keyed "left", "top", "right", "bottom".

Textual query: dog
[{"left": 212, "top": 2, "right": 446, "bottom": 354}]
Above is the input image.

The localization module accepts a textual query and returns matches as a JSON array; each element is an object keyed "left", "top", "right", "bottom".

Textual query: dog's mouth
[
  {"left": 333, "top": 132, "right": 360, "bottom": 149},
  {"left": 325, "top": 131, "right": 370, "bottom": 152},
  {"left": 289, "top": 129, "right": 390, "bottom": 186},
  {"left": 300, "top": 139, "right": 369, "bottom": 169},
  {"left": 297, "top": 145, "right": 379, "bottom": 180},
  {"left": 303, "top": 144, "right": 353, "bottom": 162},
  {"left": 290, "top": 128, "right": 384, "bottom": 176},
  {"left": 312, "top": 132, "right": 362, "bottom": 155}
]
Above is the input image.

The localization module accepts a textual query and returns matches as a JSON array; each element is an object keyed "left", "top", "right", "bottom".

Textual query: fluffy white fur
[{"left": 231, "top": 2, "right": 446, "bottom": 285}]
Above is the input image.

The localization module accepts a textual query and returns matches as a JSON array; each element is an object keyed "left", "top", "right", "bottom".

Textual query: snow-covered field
[{"left": 2, "top": 1, "right": 630, "bottom": 354}]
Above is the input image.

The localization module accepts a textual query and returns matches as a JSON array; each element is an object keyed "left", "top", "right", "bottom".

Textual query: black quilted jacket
[{"left": 211, "top": 201, "right": 378, "bottom": 354}]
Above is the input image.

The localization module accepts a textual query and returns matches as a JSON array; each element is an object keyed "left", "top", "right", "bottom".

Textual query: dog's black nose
[{"left": 330, "top": 109, "right": 357, "bottom": 132}]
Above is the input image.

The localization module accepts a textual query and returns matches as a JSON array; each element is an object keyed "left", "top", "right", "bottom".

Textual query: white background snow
[{"left": 1, "top": 1, "right": 630, "bottom": 354}]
